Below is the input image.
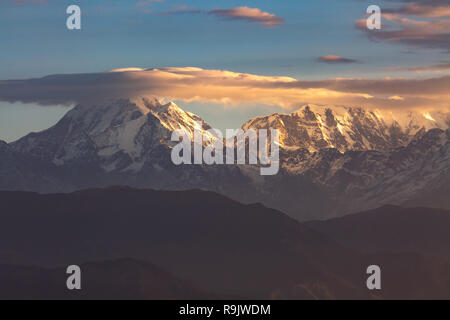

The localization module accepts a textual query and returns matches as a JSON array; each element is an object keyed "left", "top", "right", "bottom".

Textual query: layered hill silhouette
[
  {"left": 0, "top": 187, "right": 370, "bottom": 299},
  {"left": 1, "top": 187, "right": 450, "bottom": 299},
  {"left": 0, "top": 259, "right": 210, "bottom": 300},
  {"left": 306, "top": 205, "right": 450, "bottom": 299},
  {"left": 306, "top": 205, "right": 450, "bottom": 261}
]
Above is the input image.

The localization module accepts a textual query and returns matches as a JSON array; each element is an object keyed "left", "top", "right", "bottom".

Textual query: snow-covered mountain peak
[
  {"left": 3, "top": 98, "right": 449, "bottom": 220},
  {"left": 132, "top": 97, "right": 211, "bottom": 136},
  {"left": 11, "top": 97, "right": 215, "bottom": 173},
  {"left": 243, "top": 104, "right": 447, "bottom": 153},
  {"left": 292, "top": 104, "right": 348, "bottom": 118},
  {"left": 64, "top": 98, "right": 150, "bottom": 136}
]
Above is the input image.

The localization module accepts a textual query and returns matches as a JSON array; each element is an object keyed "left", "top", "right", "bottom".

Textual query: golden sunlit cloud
[
  {"left": 109, "top": 67, "right": 146, "bottom": 72},
  {"left": 389, "top": 96, "right": 405, "bottom": 101},
  {"left": 0, "top": 67, "right": 449, "bottom": 114}
]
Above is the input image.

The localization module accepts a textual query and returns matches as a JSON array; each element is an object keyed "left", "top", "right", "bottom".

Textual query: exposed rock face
[{"left": 242, "top": 104, "right": 444, "bottom": 153}]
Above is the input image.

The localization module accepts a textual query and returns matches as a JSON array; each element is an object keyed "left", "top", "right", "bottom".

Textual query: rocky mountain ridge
[{"left": 1, "top": 97, "right": 449, "bottom": 220}]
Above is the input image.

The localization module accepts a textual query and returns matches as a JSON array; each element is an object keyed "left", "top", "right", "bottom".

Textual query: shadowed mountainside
[
  {"left": 306, "top": 205, "right": 450, "bottom": 260},
  {"left": 1, "top": 188, "right": 450, "bottom": 299},
  {"left": 0, "top": 258, "right": 211, "bottom": 300},
  {"left": 0, "top": 187, "right": 370, "bottom": 299}
]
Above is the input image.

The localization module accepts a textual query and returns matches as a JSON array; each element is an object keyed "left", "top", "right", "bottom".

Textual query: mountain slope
[
  {"left": 241, "top": 104, "right": 449, "bottom": 218},
  {"left": 1, "top": 188, "right": 450, "bottom": 299},
  {"left": 0, "top": 259, "right": 211, "bottom": 300},
  {"left": 290, "top": 128, "right": 450, "bottom": 216},
  {"left": 11, "top": 97, "right": 213, "bottom": 173},
  {"left": 243, "top": 104, "right": 445, "bottom": 153},
  {"left": 304, "top": 205, "right": 450, "bottom": 299},
  {"left": 234, "top": 127, "right": 450, "bottom": 219},
  {"left": 306, "top": 205, "right": 450, "bottom": 260},
  {"left": 0, "top": 187, "right": 372, "bottom": 299},
  {"left": 0, "top": 139, "right": 68, "bottom": 192}
]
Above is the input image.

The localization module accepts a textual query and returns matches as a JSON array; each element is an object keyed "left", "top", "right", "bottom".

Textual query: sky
[{"left": 0, "top": 0, "right": 449, "bottom": 141}]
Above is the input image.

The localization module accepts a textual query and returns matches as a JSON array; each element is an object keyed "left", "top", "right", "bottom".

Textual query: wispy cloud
[
  {"left": 388, "top": 61, "right": 450, "bottom": 73},
  {"left": 159, "top": 5, "right": 202, "bottom": 17},
  {"left": 10, "top": 0, "right": 46, "bottom": 5},
  {"left": 385, "top": 2, "right": 450, "bottom": 18},
  {"left": 0, "top": 67, "right": 449, "bottom": 113},
  {"left": 145, "top": 5, "right": 284, "bottom": 27},
  {"left": 136, "top": 0, "right": 164, "bottom": 7},
  {"left": 317, "top": 55, "right": 360, "bottom": 64},
  {"left": 389, "top": 95, "right": 405, "bottom": 101},
  {"left": 356, "top": 1, "right": 450, "bottom": 50},
  {"left": 209, "top": 7, "right": 285, "bottom": 27}
]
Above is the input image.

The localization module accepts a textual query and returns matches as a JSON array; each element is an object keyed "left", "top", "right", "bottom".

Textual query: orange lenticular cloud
[{"left": 0, "top": 67, "right": 449, "bottom": 113}]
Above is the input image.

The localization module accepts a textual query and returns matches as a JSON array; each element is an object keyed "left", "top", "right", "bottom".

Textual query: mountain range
[
  {"left": 0, "top": 97, "right": 448, "bottom": 220},
  {"left": 1, "top": 187, "right": 449, "bottom": 299}
]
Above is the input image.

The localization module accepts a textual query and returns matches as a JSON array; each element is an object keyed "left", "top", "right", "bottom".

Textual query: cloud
[
  {"left": 136, "top": 0, "right": 164, "bottom": 7},
  {"left": 146, "top": 6, "right": 284, "bottom": 27},
  {"left": 385, "top": 2, "right": 450, "bottom": 18},
  {"left": 388, "top": 61, "right": 450, "bottom": 73},
  {"left": 0, "top": 67, "right": 448, "bottom": 113},
  {"left": 317, "top": 55, "right": 359, "bottom": 64},
  {"left": 208, "top": 7, "right": 284, "bottom": 27},
  {"left": 10, "top": 0, "right": 46, "bottom": 5},
  {"left": 159, "top": 5, "right": 202, "bottom": 17},
  {"left": 109, "top": 68, "right": 145, "bottom": 72},
  {"left": 356, "top": 1, "right": 450, "bottom": 50},
  {"left": 389, "top": 95, "right": 405, "bottom": 101}
]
